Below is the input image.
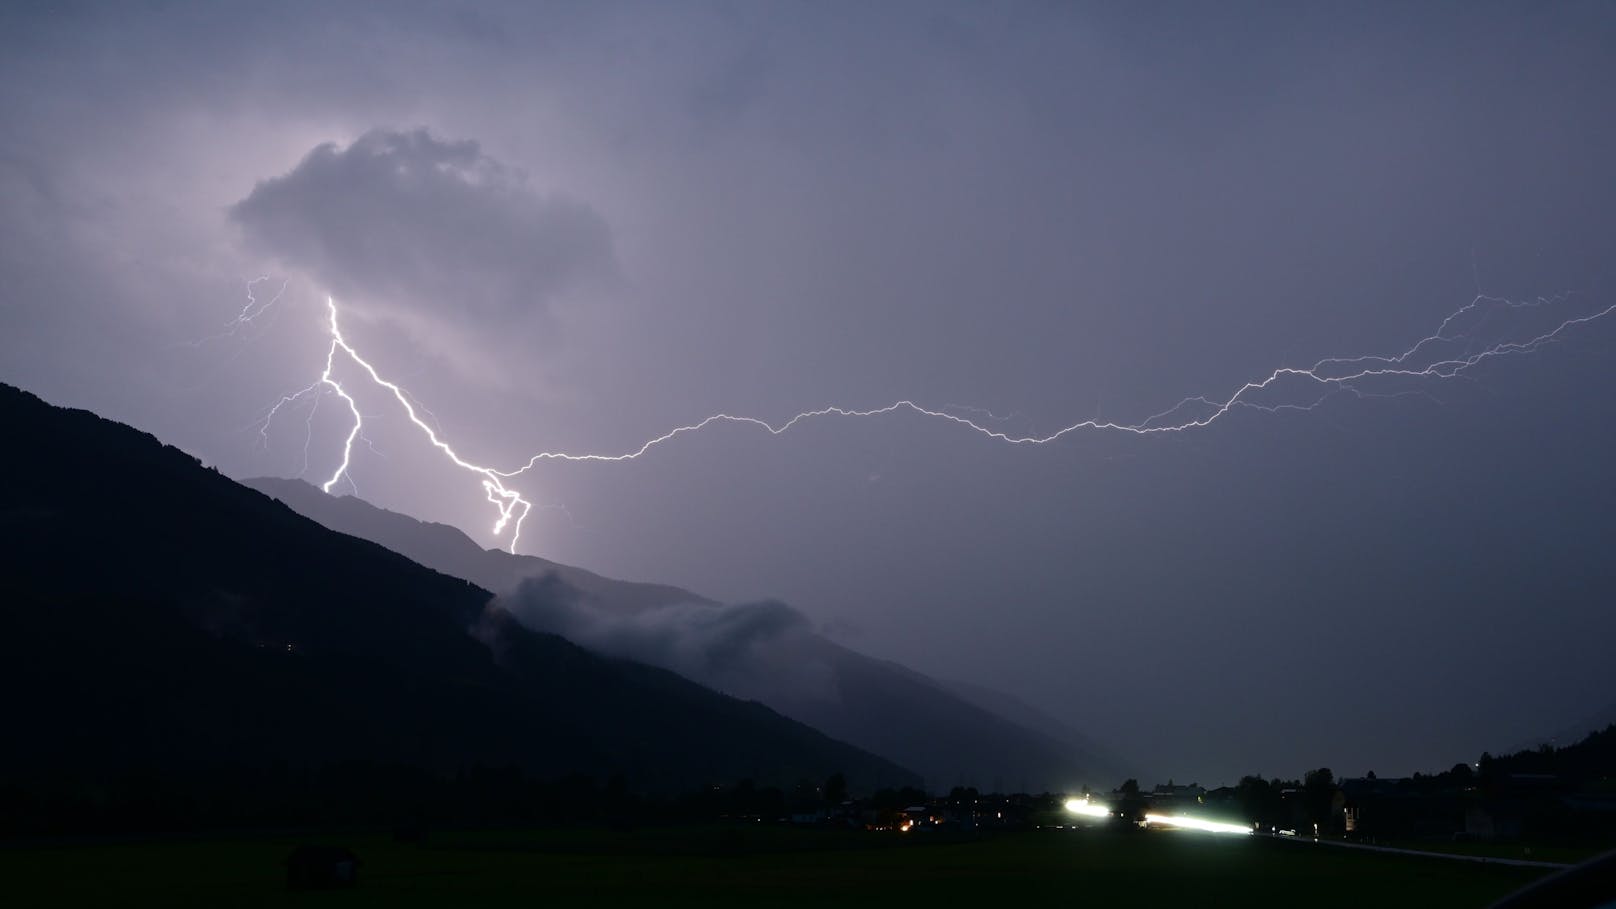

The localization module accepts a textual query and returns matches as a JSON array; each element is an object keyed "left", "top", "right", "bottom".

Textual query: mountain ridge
[
  {"left": 244, "top": 475, "right": 1129, "bottom": 790},
  {"left": 0, "top": 382, "right": 914, "bottom": 832}
]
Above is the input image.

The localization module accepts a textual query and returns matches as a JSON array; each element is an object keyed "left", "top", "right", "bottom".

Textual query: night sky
[{"left": 4, "top": 1, "right": 1615, "bottom": 784}]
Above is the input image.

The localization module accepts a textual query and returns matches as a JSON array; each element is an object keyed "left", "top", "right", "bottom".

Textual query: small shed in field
[{"left": 285, "top": 844, "right": 361, "bottom": 890}]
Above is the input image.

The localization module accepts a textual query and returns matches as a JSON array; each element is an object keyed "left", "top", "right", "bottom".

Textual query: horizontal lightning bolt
[
  {"left": 495, "top": 293, "right": 1615, "bottom": 474},
  {"left": 261, "top": 290, "right": 1612, "bottom": 556}
]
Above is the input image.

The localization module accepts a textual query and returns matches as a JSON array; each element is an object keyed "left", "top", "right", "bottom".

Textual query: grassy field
[
  {"left": 0, "top": 824, "right": 1557, "bottom": 907},
  {"left": 1368, "top": 835, "right": 1608, "bottom": 866}
]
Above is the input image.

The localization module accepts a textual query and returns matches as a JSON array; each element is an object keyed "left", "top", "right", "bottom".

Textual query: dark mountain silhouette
[
  {"left": 244, "top": 476, "right": 715, "bottom": 615},
  {"left": 1486, "top": 723, "right": 1616, "bottom": 782},
  {"left": 940, "top": 677, "right": 1135, "bottom": 782},
  {"left": 1510, "top": 699, "right": 1616, "bottom": 755},
  {"left": 0, "top": 383, "right": 913, "bottom": 833},
  {"left": 245, "top": 476, "right": 1126, "bottom": 790}
]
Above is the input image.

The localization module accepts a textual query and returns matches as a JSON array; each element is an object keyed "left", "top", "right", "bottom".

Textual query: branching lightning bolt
[
  {"left": 260, "top": 290, "right": 1613, "bottom": 555},
  {"left": 194, "top": 276, "right": 290, "bottom": 347},
  {"left": 296, "top": 297, "right": 533, "bottom": 548}
]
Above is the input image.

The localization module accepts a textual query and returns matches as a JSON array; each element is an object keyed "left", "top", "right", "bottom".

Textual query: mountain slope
[
  {"left": 1510, "top": 699, "right": 1616, "bottom": 754},
  {"left": 245, "top": 476, "right": 1128, "bottom": 790},
  {"left": 244, "top": 475, "right": 711, "bottom": 613},
  {"left": 0, "top": 383, "right": 914, "bottom": 831},
  {"left": 941, "top": 677, "right": 1136, "bottom": 786}
]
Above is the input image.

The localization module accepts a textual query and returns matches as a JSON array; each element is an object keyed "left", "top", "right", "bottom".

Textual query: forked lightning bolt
[
  {"left": 261, "top": 291, "right": 1613, "bottom": 555},
  {"left": 257, "top": 297, "right": 533, "bottom": 550},
  {"left": 194, "top": 276, "right": 290, "bottom": 347}
]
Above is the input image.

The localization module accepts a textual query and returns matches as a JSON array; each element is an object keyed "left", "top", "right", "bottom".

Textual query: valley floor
[{"left": 0, "top": 824, "right": 1554, "bottom": 907}]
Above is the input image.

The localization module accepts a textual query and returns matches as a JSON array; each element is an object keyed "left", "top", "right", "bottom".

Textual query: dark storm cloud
[
  {"left": 230, "top": 129, "right": 614, "bottom": 326},
  {"left": 3, "top": 0, "right": 1615, "bottom": 786}
]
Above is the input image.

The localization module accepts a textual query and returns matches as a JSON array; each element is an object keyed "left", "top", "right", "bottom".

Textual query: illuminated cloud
[{"left": 230, "top": 128, "right": 614, "bottom": 351}]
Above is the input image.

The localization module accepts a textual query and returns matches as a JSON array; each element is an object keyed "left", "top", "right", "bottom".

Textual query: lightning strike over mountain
[
  {"left": 259, "top": 297, "right": 533, "bottom": 550},
  {"left": 262, "top": 290, "right": 1612, "bottom": 555}
]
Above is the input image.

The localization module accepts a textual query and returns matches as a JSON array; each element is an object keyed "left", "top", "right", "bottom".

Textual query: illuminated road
[{"left": 1264, "top": 834, "right": 1570, "bottom": 869}]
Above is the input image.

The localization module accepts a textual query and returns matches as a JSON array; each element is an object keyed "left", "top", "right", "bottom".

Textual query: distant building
[
  {"left": 1465, "top": 804, "right": 1524, "bottom": 841},
  {"left": 1148, "top": 782, "right": 1206, "bottom": 813}
]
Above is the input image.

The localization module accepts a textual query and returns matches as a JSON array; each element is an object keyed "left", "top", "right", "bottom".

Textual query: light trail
[
  {"left": 260, "top": 290, "right": 1613, "bottom": 554},
  {"left": 1064, "top": 798, "right": 1112, "bottom": 818},
  {"left": 1144, "top": 813, "right": 1254, "bottom": 835}
]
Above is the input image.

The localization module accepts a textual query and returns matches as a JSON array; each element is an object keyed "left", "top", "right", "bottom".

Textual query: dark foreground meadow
[{"left": 0, "top": 825, "right": 1551, "bottom": 908}]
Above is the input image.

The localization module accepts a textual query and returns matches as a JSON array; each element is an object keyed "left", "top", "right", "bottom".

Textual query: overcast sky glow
[{"left": 3, "top": 0, "right": 1614, "bottom": 785}]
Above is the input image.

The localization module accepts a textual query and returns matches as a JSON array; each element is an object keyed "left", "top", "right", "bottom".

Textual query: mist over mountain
[
  {"left": 0, "top": 383, "right": 913, "bottom": 832},
  {"left": 246, "top": 476, "right": 1127, "bottom": 790}
]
